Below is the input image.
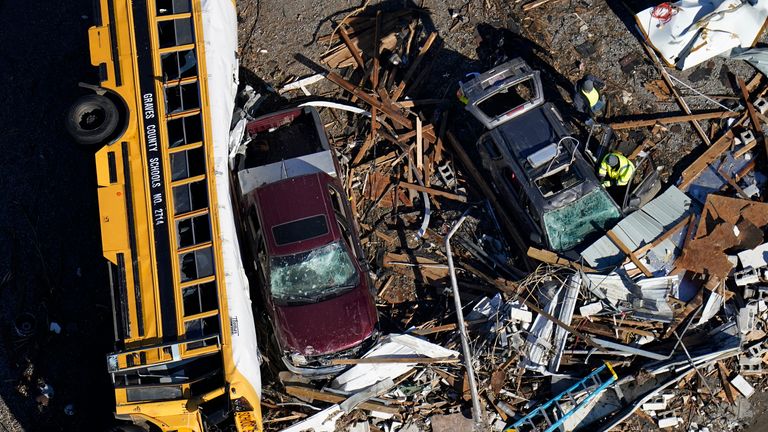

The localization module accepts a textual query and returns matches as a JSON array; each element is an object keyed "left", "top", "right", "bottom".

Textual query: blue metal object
[{"left": 504, "top": 362, "right": 618, "bottom": 432}]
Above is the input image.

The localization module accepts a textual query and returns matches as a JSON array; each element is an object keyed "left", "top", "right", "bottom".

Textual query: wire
[{"left": 651, "top": 3, "right": 676, "bottom": 24}]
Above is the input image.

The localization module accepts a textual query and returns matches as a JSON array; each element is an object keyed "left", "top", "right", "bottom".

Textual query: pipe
[{"left": 445, "top": 209, "right": 484, "bottom": 429}]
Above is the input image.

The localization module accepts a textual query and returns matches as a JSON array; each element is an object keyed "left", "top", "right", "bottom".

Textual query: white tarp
[
  {"left": 637, "top": 1, "right": 768, "bottom": 70},
  {"left": 202, "top": 0, "right": 262, "bottom": 397}
]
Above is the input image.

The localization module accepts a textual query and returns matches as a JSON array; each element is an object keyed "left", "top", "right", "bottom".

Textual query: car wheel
[{"left": 65, "top": 94, "right": 120, "bottom": 146}]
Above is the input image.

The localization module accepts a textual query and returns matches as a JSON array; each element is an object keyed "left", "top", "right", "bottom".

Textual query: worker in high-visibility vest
[
  {"left": 573, "top": 76, "right": 606, "bottom": 119},
  {"left": 598, "top": 152, "right": 635, "bottom": 188}
]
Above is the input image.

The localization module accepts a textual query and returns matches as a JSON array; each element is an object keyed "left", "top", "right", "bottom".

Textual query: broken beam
[
  {"left": 283, "top": 386, "right": 401, "bottom": 414},
  {"left": 606, "top": 230, "right": 653, "bottom": 277},
  {"left": 608, "top": 111, "right": 739, "bottom": 130},
  {"left": 527, "top": 247, "right": 597, "bottom": 273}
]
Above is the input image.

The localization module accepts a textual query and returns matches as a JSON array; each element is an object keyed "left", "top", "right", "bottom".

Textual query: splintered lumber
[
  {"left": 392, "top": 32, "right": 438, "bottom": 100},
  {"left": 338, "top": 26, "right": 365, "bottom": 70},
  {"left": 321, "top": 68, "right": 412, "bottom": 128},
  {"left": 330, "top": 356, "right": 459, "bottom": 365},
  {"left": 445, "top": 131, "right": 531, "bottom": 269},
  {"left": 398, "top": 182, "right": 467, "bottom": 202},
  {"left": 606, "top": 230, "right": 653, "bottom": 277},
  {"left": 678, "top": 112, "right": 749, "bottom": 190},
  {"left": 608, "top": 111, "right": 739, "bottom": 130},
  {"left": 738, "top": 77, "right": 767, "bottom": 157},
  {"left": 284, "top": 385, "right": 401, "bottom": 414},
  {"left": 527, "top": 247, "right": 597, "bottom": 272}
]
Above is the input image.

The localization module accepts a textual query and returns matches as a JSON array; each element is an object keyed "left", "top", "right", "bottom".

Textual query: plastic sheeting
[{"left": 202, "top": 0, "right": 262, "bottom": 397}]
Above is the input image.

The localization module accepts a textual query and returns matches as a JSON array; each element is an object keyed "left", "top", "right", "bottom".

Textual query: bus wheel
[{"left": 65, "top": 94, "right": 120, "bottom": 146}]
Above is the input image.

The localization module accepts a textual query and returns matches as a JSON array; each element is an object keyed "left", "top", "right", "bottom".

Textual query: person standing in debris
[
  {"left": 573, "top": 76, "right": 606, "bottom": 121},
  {"left": 598, "top": 152, "right": 635, "bottom": 190}
]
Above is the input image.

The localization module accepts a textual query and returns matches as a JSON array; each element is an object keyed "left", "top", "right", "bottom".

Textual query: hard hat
[
  {"left": 607, "top": 154, "right": 619, "bottom": 168},
  {"left": 583, "top": 80, "right": 595, "bottom": 92}
]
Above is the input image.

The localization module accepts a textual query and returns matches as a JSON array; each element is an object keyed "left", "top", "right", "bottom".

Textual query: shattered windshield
[
  {"left": 543, "top": 188, "right": 620, "bottom": 252},
  {"left": 269, "top": 241, "right": 358, "bottom": 304}
]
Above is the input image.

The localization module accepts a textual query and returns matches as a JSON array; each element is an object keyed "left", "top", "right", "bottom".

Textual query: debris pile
[{"left": 244, "top": 5, "right": 768, "bottom": 432}]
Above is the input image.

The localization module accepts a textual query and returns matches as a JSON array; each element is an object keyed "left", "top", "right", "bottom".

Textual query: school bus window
[
  {"left": 167, "top": 114, "right": 202, "bottom": 147},
  {"left": 185, "top": 316, "right": 220, "bottom": 348},
  {"left": 158, "top": 18, "right": 194, "bottom": 49},
  {"left": 179, "top": 247, "right": 214, "bottom": 282},
  {"left": 156, "top": 0, "right": 191, "bottom": 15},
  {"left": 161, "top": 49, "right": 198, "bottom": 82},
  {"left": 126, "top": 386, "right": 183, "bottom": 403},
  {"left": 182, "top": 281, "right": 218, "bottom": 316},
  {"left": 171, "top": 146, "right": 205, "bottom": 180},
  {"left": 173, "top": 180, "right": 208, "bottom": 214},
  {"left": 176, "top": 213, "right": 212, "bottom": 248},
  {"left": 165, "top": 81, "right": 200, "bottom": 114}
]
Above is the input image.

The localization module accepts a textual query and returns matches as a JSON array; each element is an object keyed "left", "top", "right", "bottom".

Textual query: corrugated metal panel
[{"left": 581, "top": 186, "right": 692, "bottom": 269}]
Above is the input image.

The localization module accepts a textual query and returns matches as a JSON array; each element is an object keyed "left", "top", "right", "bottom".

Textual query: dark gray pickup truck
[{"left": 461, "top": 59, "right": 656, "bottom": 252}]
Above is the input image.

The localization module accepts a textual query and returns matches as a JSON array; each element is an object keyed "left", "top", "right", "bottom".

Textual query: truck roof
[{"left": 253, "top": 172, "right": 340, "bottom": 256}]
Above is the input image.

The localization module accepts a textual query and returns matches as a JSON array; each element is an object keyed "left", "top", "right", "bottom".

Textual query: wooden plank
[
  {"left": 397, "top": 124, "right": 434, "bottom": 143},
  {"left": 738, "top": 77, "right": 767, "bottom": 158},
  {"left": 371, "top": 11, "right": 381, "bottom": 89},
  {"left": 353, "top": 133, "right": 376, "bottom": 165},
  {"left": 634, "top": 214, "right": 693, "bottom": 257},
  {"left": 608, "top": 111, "right": 739, "bottom": 130},
  {"left": 397, "top": 99, "right": 444, "bottom": 108},
  {"left": 392, "top": 32, "right": 438, "bottom": 100},
  {"left": 398, "top": 182, "right": 467, "bottom": 202},
  {"left": 606, "top": 230, "right": 653, "bottom": 277},
  {"left": 523, "top": 0, "right": 558, "bottom": 11},
  {"left": 445, "top": 131, "right": 531, "bottom": 269},
  {"left": 678, "top": 113, "right": 748, "bottom": 190},
  {"left": 338, "top": 26, "right": 365, "bottom": 71},
  {"left": 284, "top": 386, "right": 401, "bottom": 414},
  {"left": 526, "top": 247, "right": 597, "bottom": 273},
  {"left": 416, "top": 117, "right": 423, "bottom": 171},
  {"left": 330, "top": 356, "right": 459, "bottom": 365},
  {"left": 323, "top": 69, "right": 412, "bottom": 128},
  {"left": 642, "top": 42, "right": 710, "bottom": 146}
]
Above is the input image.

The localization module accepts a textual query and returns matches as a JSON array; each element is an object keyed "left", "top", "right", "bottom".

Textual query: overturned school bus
[{"left": 67, "top": 0, "right": 263, "bottom": 431}]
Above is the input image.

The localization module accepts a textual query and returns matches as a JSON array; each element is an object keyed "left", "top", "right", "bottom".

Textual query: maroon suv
[{"left": 233, "top": 107, "right": 378, "bottom": 376}]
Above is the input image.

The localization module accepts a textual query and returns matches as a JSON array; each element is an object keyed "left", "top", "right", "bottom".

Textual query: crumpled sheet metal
[
  {"left": 677, "top": 195, "right": 768, "bottom": 278},
  {"left": 580, "top": 273, "right": 677, "bottom": 322}
]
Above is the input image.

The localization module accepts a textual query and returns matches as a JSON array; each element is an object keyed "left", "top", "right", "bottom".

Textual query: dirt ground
[{"left": 1, "top": 0, "right": 767, "bottom": 431}]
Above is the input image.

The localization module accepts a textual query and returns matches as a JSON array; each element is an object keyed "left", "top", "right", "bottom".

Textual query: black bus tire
[{"left": 65, "top": 94, "right": 120, "bottom": 146}]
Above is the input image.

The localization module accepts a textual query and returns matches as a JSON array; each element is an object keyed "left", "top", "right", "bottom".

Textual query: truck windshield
[
  {"left": 543, "top": 188, "right": 620, "bottom": 251},
  {"left": 269, "top": 241, "right": 358, "bottom": 304}
]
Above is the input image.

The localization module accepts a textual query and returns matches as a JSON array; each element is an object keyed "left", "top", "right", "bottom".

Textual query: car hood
[{"left": 272, "top": 283, "right": 377, "bottom": 356}]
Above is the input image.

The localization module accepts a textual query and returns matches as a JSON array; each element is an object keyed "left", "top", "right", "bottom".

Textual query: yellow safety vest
[
  {"left": 581, "top": 87, "right": 600, "bottom": 108},
  {"left": 598, "top": 153, "right": 635, "bottom": 187}
]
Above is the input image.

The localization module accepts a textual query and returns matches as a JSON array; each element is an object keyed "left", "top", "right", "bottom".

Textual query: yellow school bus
[{"left": 67, "top": 1, "right": 263, "bottom": 431}]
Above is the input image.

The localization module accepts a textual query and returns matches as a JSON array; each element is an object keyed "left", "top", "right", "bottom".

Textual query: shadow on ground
[{"left": 0, "top": 1, "right": 115, "bottom": 430}]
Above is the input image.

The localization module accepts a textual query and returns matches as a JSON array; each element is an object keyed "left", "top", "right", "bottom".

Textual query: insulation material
[
  {"left": 636, "top": 1, "right": 768, "bottom": 70},
  {"left": 677, "top": 195, "right": 768, "bottom": 278},
  {"left": 203, "top": 0, "right": 263, "bottom": 398},
  {"left": 331, "top": 334, "right": 458, "bottom": 392}
]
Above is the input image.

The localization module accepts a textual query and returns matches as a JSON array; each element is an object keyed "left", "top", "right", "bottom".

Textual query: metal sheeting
[
  {"left": 581, "top": 186, "right": 692, "bottom": 269},
  {"left": 580, "top": 273, "right": 678, "bottom": 323}
]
